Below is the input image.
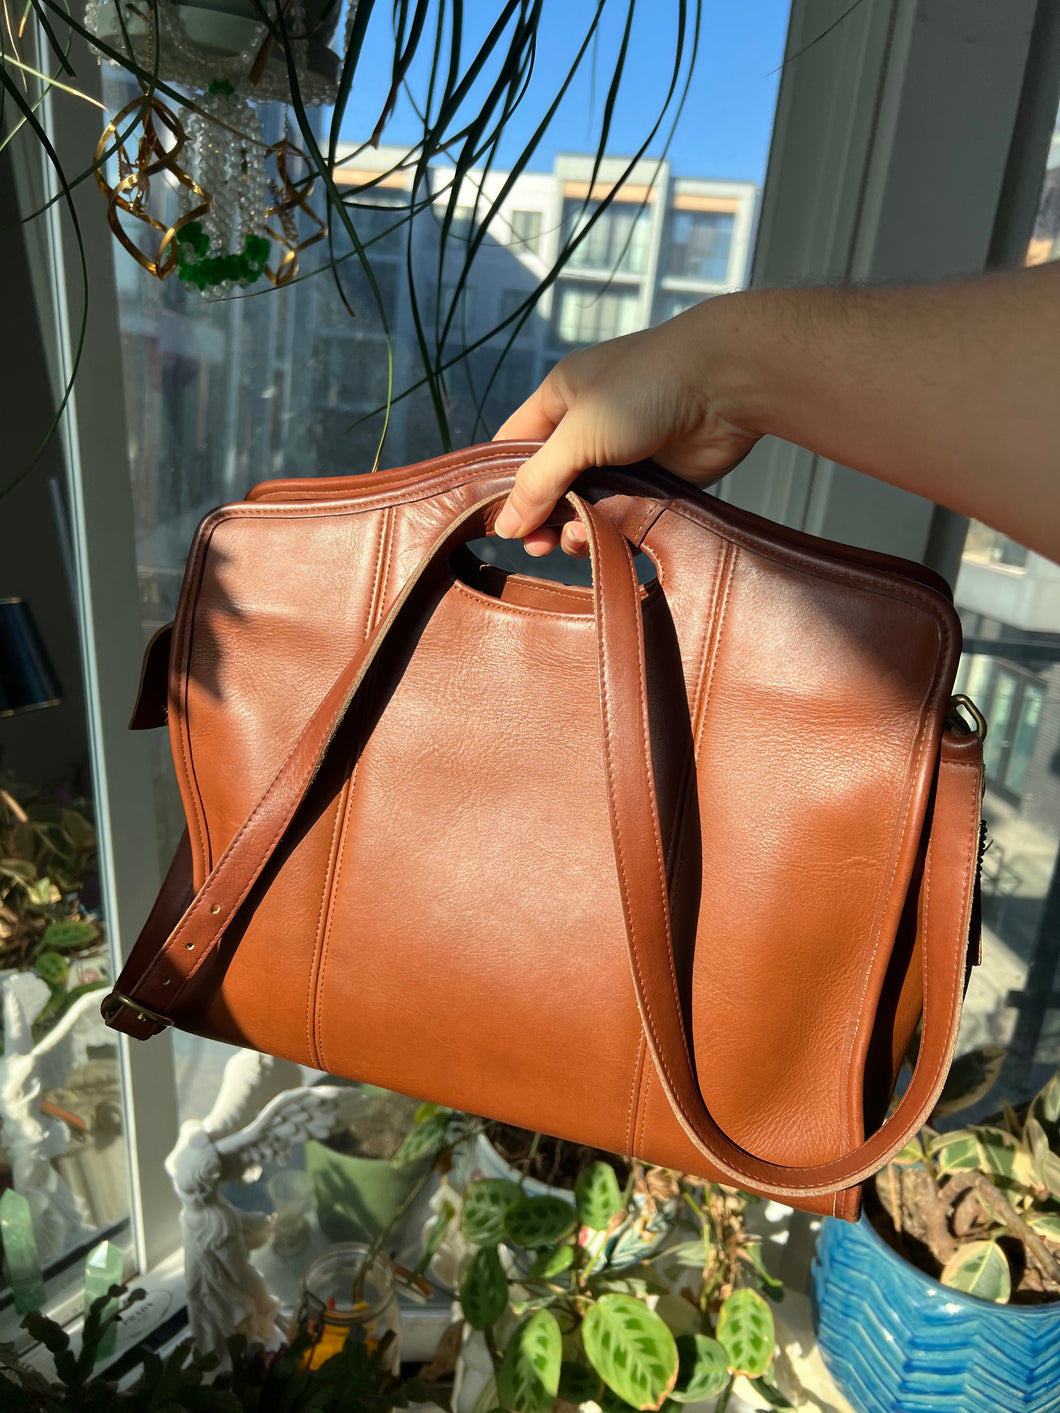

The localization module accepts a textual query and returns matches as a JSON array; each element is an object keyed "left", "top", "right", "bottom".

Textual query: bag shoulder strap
[{"left": 102, "top": 492, "right": 983, "bottom": 1198}]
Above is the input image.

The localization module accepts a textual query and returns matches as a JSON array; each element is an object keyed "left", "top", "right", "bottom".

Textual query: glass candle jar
[
  {"left": 267, "top": 1168, "right": 315, "bottom": 1259},
  {"left": 292, "top": 1243, "right": 402, "bottom": 1373}
]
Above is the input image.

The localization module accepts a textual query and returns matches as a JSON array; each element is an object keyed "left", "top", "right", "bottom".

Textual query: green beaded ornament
[{"left": 175, "top": 220, "right": 272, "bottom": 292}]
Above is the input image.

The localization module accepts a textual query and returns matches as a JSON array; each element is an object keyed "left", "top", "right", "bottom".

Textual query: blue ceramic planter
[{"left": 811, "top": 1212, "right": 1060, "bottom": 1413}]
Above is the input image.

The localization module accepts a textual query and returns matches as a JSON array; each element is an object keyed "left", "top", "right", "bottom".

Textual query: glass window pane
[
  {"left": 953, "top": 98, "right": 1060, "bottom": 1098},
  {"left": 0, "top": 609, "right": 131, "bottom": 1335},
  {"left": 1005, "top": 683, "right": 1044, "bottom": 797}
]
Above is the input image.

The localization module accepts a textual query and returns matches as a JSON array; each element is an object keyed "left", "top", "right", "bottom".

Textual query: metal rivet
[{"left": 210, "top": 904, "right": 221, "bottom": 915}]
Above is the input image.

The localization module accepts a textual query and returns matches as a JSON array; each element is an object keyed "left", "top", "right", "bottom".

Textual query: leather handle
[
  {"left": 577, "top": 487, "right": 984, "bottom": 1195},
  {"left": 104, "top": 491, "right": 983, "bottom": 1198}
]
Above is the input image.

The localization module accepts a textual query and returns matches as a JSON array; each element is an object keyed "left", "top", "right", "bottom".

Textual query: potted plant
[
  {"left": 401, "top": 1107, "right": 790, "bottom": 1413},
  {"left": 305, "top": 1084, "right": 434, "bottom": 1249},
  {"left": 0, "top": 774, "right": 109, "bottom": 1049},
  {"left": 0, "top": 1283, "right": 452, "bottom": 1410},
  {"left": 811, "top": 1050, "right": 1060, "bottom": 1413}
]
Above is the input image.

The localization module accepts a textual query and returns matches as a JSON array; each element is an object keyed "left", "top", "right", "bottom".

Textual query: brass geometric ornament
[{"left": 93, "top": 95, "right": 210, "bottom": 280}]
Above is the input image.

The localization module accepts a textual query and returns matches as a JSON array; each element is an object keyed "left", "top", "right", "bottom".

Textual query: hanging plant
[{"left": 2, "top": 0, "right": 702, "bottom": 469}]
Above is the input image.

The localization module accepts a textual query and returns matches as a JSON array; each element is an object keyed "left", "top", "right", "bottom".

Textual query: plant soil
[
  {"left": 484, "top": 1120, "right": 630, "bottom": 1190},
  {"left": 869, "top": 1169, "right": 1060, "bottom": 1305}
]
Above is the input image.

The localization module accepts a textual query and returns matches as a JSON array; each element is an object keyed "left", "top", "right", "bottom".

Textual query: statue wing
[
  {"left": 1, "top": 973, "right": 51, "bottom": 1057},
  {"left": 214, "top": 1084, "right": 364, "bottom": 1177},
  {"left": 31, "top": 989, "right": 110, "bottom": 1092},
  {"left": 202, "top": 1050, "right": 305, "bottom": 1142}
]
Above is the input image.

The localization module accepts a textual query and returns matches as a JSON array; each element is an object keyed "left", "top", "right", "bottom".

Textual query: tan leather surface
[{"left": 104, "top": 445, "right": 983, "bottom": 1218}]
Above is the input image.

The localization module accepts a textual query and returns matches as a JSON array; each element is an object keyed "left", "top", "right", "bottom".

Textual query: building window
[
  {"left": 498, "top": 287, "right": 534, "bottom": 327},
  {"left": 554, "top": 283, "right": 641, "bottom": 346},
  {"left": 510, "top": 209, "right": 543, "bottom": 253},
  {"left": 957, "top": 654, "right": 1047, "bottom": 801},
  {"left": 441, "top": 281, "right": 476, "bottom": 329},
  {"left": 666, "top": 210, "right": 734, "bottom": 283},
  {"left": 562, "top": 199, "right": 651, "bottom": 275}
]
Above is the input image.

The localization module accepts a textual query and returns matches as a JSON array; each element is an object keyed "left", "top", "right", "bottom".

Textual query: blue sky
[{"left": 336, "top": 1, "right": 791, "bottom": 186}]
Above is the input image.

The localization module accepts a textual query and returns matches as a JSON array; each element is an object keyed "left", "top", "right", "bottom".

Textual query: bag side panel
[{"left": 166, "top": 503, "right": 394, "bottom": 1061}]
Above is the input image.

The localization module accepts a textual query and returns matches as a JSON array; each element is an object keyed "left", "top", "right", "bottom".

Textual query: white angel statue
[
  {"left": 164, "top": 1049, "right": 363, "bottom": 1360},
  {"left": 0, "top": 971, "right": 109, "bottom": 1259}
]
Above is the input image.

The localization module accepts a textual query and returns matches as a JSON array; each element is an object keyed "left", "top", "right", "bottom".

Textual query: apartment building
[{"left": 313, "top": 148, "right": 758, "bottom": 469}]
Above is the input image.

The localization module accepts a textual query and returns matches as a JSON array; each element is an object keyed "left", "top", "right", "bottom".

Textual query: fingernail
[
  {"left": 495, "top": 503, "right": 521, "bottom": 539},
  {"left": 567, "top": 522, "right": 587, "bottom": 544}
]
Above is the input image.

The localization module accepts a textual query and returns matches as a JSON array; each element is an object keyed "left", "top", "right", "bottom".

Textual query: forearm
[{"left": 697, "top": 264, "right": 1060, "bottom": 561}]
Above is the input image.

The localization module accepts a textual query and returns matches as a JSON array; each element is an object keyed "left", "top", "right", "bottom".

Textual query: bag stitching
[
  {"left": 173, "top": 525, "right": 216, "bottom": 882},
  {"left": 306, "top": 508, "right": 390, "bottom": 1071},
  {"left": 316, "top": 508, "right": 394, "bottom": 1075},
  {"left": 624, "top": 1039, "right": 643, "bottom": 1155}
]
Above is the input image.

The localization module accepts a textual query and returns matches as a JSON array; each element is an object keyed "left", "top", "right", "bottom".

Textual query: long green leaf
[
  {"left": 575, "top": 1161, "right": 624, "bottom": 1232},
  {"left": 496, "top": 1309, "right": 562, "bottom": 1413},
  {"left": 669, "top": 1333, "right": 730, "bottom": 1403},
  {"left": 460, "top": 1246, "right": 508, "bottom": 1331},
  {"left": 461, "top": 1179, "right": 522, "bottom": 1246},
  {"left": 716, "top": 1289, "right": 774, "bottom": 1379},
  {"left": 504, "top": 1195, "right": 577, "bottom": 1249},
  {"left": 582, "top": 1295, "right": 678, "bottom": 1412}
]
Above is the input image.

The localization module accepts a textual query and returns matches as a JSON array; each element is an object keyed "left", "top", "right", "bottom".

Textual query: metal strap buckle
[
  {"left": 101, "top": 991, "right": 174, "bottom": 1029},
  {"left": 947, "top": 693, "right": 988, "bottom": 743}
]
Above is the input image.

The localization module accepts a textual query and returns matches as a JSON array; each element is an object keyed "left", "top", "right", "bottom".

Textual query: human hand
[{"left": 492, "top": 304, "right": 761, "bottom": 556}]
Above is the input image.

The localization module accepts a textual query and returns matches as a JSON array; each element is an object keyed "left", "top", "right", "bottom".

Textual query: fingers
[
  {"left": 522, "top": 527, "right": 559, "bottom": 556},
  {"left": 494, "top": 423, "right": 591, "bottom": 540}
]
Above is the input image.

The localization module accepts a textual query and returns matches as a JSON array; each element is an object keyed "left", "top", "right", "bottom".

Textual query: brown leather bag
[{"left": 102, "top": 443, "right": 985, "bottom": 1220}]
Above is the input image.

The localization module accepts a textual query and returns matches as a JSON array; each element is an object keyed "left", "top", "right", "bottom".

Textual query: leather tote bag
[{"left": 103, "top": 443, "right": 985, "bottom": 1220}]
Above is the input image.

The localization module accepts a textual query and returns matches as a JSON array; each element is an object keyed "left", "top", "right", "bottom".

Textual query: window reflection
[{"left": 953, "top": 106, "right": 1060, "bottom": 1093}]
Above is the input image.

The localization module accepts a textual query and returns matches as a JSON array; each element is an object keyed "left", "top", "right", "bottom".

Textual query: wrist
[{"left": 670, "top": 288, "right": 789, "bottom": 439}]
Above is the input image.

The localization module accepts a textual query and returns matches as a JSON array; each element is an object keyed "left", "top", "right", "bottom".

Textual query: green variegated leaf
[
  {"left": 932, "top": 1046, "right": 1006, "bottom": 1118},
  {"left": 1039, "top": 1152, "right": 1060, "bottom": 1201},
  {"left": 940, "top": 1240, "right": 1011, "bottom": 1303},
  {"left": 504, "top": 1196, "right": 577, "bottom": 1249},
  {"left": 582, "top": 1295, "right": 678, "bottom": 1412},
  {"left": 38, "top": 919, "right": 98, "bottom": 952},
  {"left": 575, "top": 1162, "right": 625, "bottom": 1232},
  {"left": 660, "top": 1239, "right": 709, "bottom": 1268},
  {"left": 496, "top": 1310, "right": 562, "bottom": 1413},
  {"left": 1029, "top": 1072, "right": 1060, "bottom": 1131},
  {"left": 1025, "top": 1116, "right": 1050, "bottom": 1169},
  {"left": 33, "top": 950, "right": 67, "bottom": 986},
  {"left": 716, "top": 1289, "right": 774, "bottom": 1379},
  {"left": 893, "top": 1137, "right": 925, "bottom": 1166},
  {"left": 392, "top": 1110, "right": 451, "bottom": 1169},
  {"left": 972, "top": 1127, "right": 1036, "bottom": 1188},
  {"left": 1027, "top": 1212, "right": 1060, "bottom": 1243},
  {"left": 930, "top": 1131, "right": 982, "bottom": 1175},
  {"left": 461, "top": 1246, "right": 508, "bottom": 1330},
  {"left": 462, "top": 1180, "right": 523, "bottom": 1246},
  {"left": 668, "top": 1334, "right": 730, "bottom": 1403},
  {"left": 529, "top": 1243, "right": 575, "bottom": 1279}
]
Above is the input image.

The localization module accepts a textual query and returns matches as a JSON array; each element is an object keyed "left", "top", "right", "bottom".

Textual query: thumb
[{"left": 494, "top": 420, "right": 595, "bottom": 539}]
